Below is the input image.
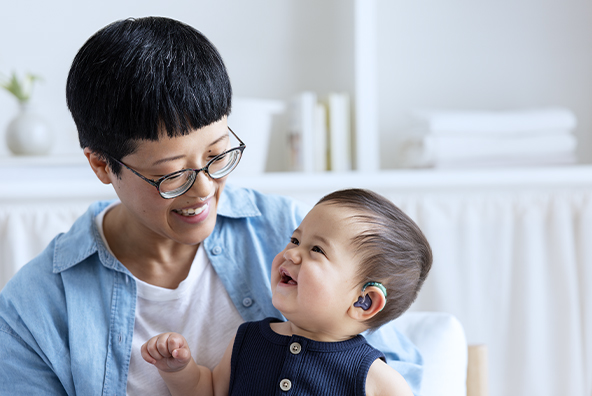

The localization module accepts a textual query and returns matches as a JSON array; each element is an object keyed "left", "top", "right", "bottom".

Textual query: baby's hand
[{"left": 141, "top": 332, "right": 192, "bottom": 373}]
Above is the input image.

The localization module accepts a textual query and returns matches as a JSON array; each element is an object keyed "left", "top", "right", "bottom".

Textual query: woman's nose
[{"left": 187, "top": 170, "right": 214, "bottom": 199}]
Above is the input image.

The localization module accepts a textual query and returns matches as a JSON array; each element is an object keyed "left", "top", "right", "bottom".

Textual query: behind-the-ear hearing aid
[{"left": 353, "top": 282, "right": 387, "bottom": 311}]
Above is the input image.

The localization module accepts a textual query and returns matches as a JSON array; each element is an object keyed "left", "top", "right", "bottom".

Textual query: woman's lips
[
  {"left": 172, "top": 194, "right": 212, "bottom": 217},
  {"left": 172, "top": 204, "right": 208, "bottom": 217}
]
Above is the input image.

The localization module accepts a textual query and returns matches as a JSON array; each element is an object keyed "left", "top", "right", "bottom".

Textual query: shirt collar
[
  {"left": 52, "top": 184, "right": 260, "bottom": 273},
  {"left": 53, "top": 200, "right": 119, "bottom": 274},
  {"left": 217, "top": 183, "right": 262, "bottom": 218}
]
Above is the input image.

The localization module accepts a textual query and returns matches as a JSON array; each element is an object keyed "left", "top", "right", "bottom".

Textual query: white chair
[{"left": 394, "top": 311, "right": 488, "bottom": 396}]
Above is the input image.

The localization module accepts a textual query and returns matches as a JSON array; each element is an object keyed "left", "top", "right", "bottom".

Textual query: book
[
  {"left": 328, "top": 92, "right": 352, "bottom": 172},
  {"left": 313, "top": 102, "right": 328, "bottom": 172},
  {"left": 288, "top": 91, "right": 328, "bottom": 172}
]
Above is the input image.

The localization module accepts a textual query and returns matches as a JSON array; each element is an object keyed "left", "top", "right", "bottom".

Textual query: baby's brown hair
[{"left": 316, "top": 188, "right": 432, "bottom": 330}]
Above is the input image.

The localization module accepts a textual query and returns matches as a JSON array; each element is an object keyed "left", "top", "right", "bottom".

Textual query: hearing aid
[{"left": 353, "top": 282, "right": 387, "bottom": 311}]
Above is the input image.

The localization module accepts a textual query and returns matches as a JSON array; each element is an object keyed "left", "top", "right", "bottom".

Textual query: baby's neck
[{"left": 269, "top": 320, "right": 361, "bottom": 343}]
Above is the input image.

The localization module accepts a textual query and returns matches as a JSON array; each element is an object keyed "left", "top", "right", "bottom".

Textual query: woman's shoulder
[
  {"left": 1, "top": 199, "right": 116, "bottom": 310},
  {"left": 221, "top": 184, "right": 311, "bottom": 221}
]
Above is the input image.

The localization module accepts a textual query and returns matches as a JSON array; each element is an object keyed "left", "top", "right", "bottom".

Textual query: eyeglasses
[{"left": 107, "top": 127, "right": 245, "bottom": 199}]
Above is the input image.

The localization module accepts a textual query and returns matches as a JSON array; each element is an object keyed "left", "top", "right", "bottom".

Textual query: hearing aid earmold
[{"left": 353, "top": 282, "right": 387, "bottom": 311}]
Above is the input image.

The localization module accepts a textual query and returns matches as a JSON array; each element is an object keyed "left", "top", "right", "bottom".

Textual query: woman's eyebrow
[
  {"left": 209, "top": 133, "right": 229, "bottom": 147},
  {"left": 151, "top": 155, "right": 186, "bottom": 166}
]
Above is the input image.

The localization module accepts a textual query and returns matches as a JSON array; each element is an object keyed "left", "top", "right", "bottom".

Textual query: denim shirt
[{"left": 0, "top": 184, "right": 423, "bottom": 395}]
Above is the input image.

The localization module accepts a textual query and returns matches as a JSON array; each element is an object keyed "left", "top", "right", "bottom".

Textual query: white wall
[
  {"left": 0, "top": 0, "right": 355, "bottom": 171},
  {"left": 1, "top": 0, "right": 591, "bottom": 169},
  {"left": 377, "top": 0, "right": 592, "bottom": 167}
]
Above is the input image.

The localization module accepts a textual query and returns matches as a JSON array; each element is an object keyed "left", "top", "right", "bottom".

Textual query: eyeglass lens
[{"left": 158, "top": 149, "right": 242, "bottom": 198}]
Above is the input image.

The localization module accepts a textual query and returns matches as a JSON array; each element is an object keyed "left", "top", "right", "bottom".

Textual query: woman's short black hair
[
  {"left": 317, "top": 188, "right": 433, "bottom": 331},
  {"left": 66, "top": 16, "right": 232, "bottom": 175}
]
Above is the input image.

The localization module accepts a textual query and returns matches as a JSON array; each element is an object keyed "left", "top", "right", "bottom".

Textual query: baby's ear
[
  {"left": 84, "top": 148, "right": 113, "bottom": 185},
  {"left": 347, "top": 285, "right": 387, "bottom": 322}
]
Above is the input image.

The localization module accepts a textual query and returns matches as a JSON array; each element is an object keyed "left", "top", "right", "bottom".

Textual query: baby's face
[{"left": 271, "top": 202, "right": 365, "bottom": 336}]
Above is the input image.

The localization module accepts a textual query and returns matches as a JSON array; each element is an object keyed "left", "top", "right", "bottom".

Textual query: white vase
[{"left": 5, "top": 104, "right": 53, "bottom": 155}]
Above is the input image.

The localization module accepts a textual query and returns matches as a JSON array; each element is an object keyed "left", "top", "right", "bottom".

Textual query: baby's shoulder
[{"left": 365, "top": 359, "right": 414, "bottom": 396}]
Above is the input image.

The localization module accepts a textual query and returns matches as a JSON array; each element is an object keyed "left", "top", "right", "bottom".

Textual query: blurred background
[
  {"left": 1, "top": 1, "right": 591, "bottom": 396},
  {"left": 1, "top": 0, "right": 592, "bottom": 169}
]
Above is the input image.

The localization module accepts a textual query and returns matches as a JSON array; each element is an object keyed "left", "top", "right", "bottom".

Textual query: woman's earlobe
[{"left": 84, "top": 148, "right": 113, "bottom": 185}]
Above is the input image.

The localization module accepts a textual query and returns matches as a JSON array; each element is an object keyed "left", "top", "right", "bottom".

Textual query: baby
[{"left": 142, "top": 188, "right": 432, "bottom": 395}]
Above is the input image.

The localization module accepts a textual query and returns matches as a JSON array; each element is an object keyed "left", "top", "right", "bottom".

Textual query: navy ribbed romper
[{"left": 228, "top": 317, "right": 385, "bottom": 396}]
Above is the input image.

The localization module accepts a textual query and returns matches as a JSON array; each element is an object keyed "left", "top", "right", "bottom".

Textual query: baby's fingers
[
  {"left": 171, "top": 343, "right": 191, "bottom": 362},
  {"left": 141, "top": 337, "right": 163, "bottom": 364},
  {"left": 141, "top": 333, "right": 190, "bottom": 371},
  {"left": 158, "top": 333, "right": 185, "bottom": 357},
  {"left": 142, "top": 333, "right": 176, "bottom": 361}
]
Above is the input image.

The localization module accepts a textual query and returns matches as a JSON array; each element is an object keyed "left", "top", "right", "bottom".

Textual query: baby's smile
[{"left": 279, "top": 267, "right": 297, "bottom": 285}]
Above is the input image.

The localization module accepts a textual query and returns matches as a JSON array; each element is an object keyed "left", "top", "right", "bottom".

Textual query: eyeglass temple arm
[
  {"left": 107, "top": 155, "right": 160, "bottom": 188},
  {"left": 228, "top": 127, "right": 245, "bottom": 147}
]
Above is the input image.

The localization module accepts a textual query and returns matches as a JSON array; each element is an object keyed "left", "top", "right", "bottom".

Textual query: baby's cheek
[{"left": 270, "top": 251, "right": 284, "bottom": 271}]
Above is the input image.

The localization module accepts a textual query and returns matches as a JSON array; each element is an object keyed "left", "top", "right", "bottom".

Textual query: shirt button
[
  {"left": 280, "top": 379, "right": 292, "bottom": 391},
  {"left": 242, "top": 297, "right": 253, "bottom": 307},
  {"left": 212, "top": 246, "right": 222, "bottom": 255},
  {"left": 290, "top": 342, "right": 301, "bottom": 354}
]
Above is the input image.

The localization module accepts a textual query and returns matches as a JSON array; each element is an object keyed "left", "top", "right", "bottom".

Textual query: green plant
[{"left": 0, "top": 71, "right": 42, "bottom": 104}]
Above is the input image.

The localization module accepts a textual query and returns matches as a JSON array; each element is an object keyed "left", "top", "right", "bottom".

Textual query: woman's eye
[
  {"left": 165, "top": 173, "right": 182, "bottom": 180},
  {"left": 211, "top": 153, "right": 227, "bottom": 162},
  {"left": 290, "top": 237, "right": 299, "bottom": 246}
]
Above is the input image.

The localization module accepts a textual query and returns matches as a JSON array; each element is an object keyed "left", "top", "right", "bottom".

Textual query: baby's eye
[
  {"left": 311, "top": 246, "right": 325, "bottom": 255},
  {"left": 290, "top": 237, "right": 300, "bottom": 246}
]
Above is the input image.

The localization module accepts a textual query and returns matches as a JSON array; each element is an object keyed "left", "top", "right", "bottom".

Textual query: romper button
[
  {"left": 212, "top": 246, "right": 222, "bottom": 255},
  {"left": 280, "top": 379, "right": 292, "bottom": 391},
  {"left": 242, "top": 297, "right": 253, "bottom": 307},
  {"left": 290, "top": 342, "right": 301, "bottom": 354}
]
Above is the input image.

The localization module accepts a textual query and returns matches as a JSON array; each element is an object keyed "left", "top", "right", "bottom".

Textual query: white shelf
[
  {"left": 0, "top": 153, "right": 87, "bottom": 167},
  {"left": 229, "top": 165, "right": 592, "bottom": 196},
  {"left": 3, "top": 155, "right": 591, "bottom": 203}
]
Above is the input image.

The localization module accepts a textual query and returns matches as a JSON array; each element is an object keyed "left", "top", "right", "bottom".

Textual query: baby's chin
[
  {"left": 271, "top": 296, "right": 292, "bottom": 319},
  {"left": 271, "top": 294, "right": 282, "bottom": 312}
]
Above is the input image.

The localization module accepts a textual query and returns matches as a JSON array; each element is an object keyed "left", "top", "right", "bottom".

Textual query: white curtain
[
  {"left": 0, "top": 203, "right": 90, "bottom": 290},
  {"left": 387, "top": 189, "right": 592, "bottom": 396},
  {"left": 1, "top": 187, "right": 591, "bottom": 396}
]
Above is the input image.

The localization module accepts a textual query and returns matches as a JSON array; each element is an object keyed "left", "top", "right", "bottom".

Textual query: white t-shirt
[{"left": 95, "top": 202, "right": 244, "bottom": 396}]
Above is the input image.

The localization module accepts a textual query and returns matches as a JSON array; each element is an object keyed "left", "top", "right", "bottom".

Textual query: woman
[{"left": 0, "top": 17, "right": 422, "bottom": 395}]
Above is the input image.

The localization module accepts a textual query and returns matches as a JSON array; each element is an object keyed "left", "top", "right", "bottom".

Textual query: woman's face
[{"left": 108, "top": 117, "right": 231, "bottom": 246}]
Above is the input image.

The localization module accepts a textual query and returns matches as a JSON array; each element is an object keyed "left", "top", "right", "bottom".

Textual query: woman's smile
[{"left": 171, "top": 200, "right": 212, "bottom": 224}]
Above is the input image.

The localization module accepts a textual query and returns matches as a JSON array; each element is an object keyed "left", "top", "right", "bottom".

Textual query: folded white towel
[
  {"left": 429, "top": 152, "right": 577, "bottom": 169},
  {"left": 401, "top": 134, "right": 578, "bottom": 168},
  {"left": 411, "top": 107, "right": 577, "bottom": 136}
]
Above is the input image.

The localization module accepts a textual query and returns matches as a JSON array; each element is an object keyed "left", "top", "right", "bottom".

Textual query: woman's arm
[{"left": 0, "top": 326, "right": 69, "bottom": 395}]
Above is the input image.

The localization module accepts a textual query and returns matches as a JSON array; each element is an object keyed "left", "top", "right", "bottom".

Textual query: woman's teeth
[{"left": 175, "top": 204, "right": 207, "bottom": 217}]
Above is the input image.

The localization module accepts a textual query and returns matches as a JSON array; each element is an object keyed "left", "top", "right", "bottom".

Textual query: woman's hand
[{"left": 141, "top": 332, "right": 192, "bottom": 373}]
